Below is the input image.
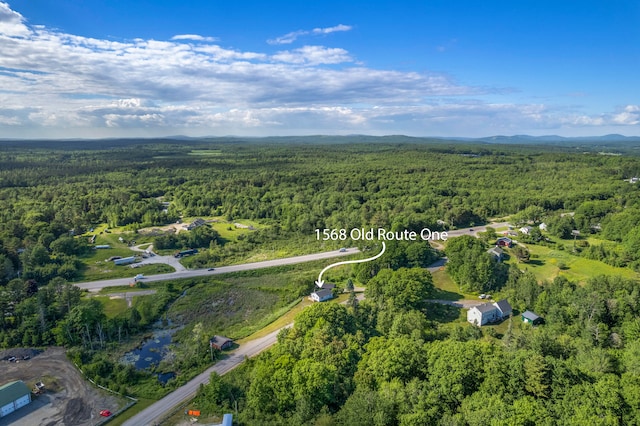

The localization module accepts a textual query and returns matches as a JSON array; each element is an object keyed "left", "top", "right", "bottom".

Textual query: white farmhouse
[
  {"left": 310, "top": 288, "right": 334, "bottom": 302},
  {"left": 467, "top": 299, "right": 512, "bottom": 326}
]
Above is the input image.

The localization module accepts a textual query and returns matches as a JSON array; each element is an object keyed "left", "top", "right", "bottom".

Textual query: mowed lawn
[
  {"left": 516, "top": 244, "right": 638, "bottom": 283},
  {"left": 429, "top": 268, "right": 481, "bottom": 300}
]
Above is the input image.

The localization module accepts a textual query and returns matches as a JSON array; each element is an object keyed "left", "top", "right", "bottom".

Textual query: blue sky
[{"left": 0, "top": 0, "right": 638, "bottom": 138}]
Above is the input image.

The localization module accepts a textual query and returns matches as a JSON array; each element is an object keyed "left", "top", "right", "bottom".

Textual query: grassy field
[
  {"left": 187, "top": 149, "right": 222, "bottom": 156},
  {"left": 430, "top": 268, "right": 476, "bottom": 300},
  {"left": 78, "top": 260, "right": 174, "bottom": 282},
  {"left": 167, "top": 265, "right": 321, "bottom": 341},
  {"left": 75, "top": 227, "right": 169, "bottom": 281},
  {"left": 108, "top": 397, "right": 156, "bottom": 426},
  {"left": 514, "top": 243, "right": 638, "bottom": 283},
  {"left": 94, "top": 295, "right": 129, "bottom": 318},
  {"left": 236, "top": 297, "right": 313, "bottom": 343}
]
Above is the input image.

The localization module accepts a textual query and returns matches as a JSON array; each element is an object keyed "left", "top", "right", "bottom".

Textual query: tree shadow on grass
[
  {"left": 424, "top": 303, "right": 462, "bottom": 323},
  {"left": 430, "top": 288, "right": 464, "bottom": 301}
]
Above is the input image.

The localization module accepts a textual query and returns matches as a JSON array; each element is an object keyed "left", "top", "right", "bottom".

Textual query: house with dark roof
[
  {"left": 209, "top": 335, "right": 233, "bottom": 351},
  {"left": 311, "top": 288, "right": 334, "bottom": 302},
  {"left": 521, "top": 310, "right": 543, "bottom": 325},
  {"left": 0, "top": 380, "right": 31, "bottom": 418},
  {"left": 487, "top": 246, "right": 505, "bottom": 261},
  {"left": 186, "top": 218, "right": 207, "bottom": 230},
  {"left": 316, "top": 282, "right": 336, "bottom": 291},
  {"left": 493, "top": 299, "right": 512, "bottom": 318},
  {"left": 496, "top": 237, "right": 513, "bottom": 248},
  {"left": 467, "top": 299, "right": 512, "bottom": 326}
]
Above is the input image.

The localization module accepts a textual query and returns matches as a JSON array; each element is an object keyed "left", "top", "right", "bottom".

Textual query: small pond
[{"left": 120, "top": 328, "right": 179, "bottom": 384}]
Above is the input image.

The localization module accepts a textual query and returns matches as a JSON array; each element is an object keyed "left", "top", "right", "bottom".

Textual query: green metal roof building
[{"left": 0, "top": 380, "right": 32, "bottom": 418}]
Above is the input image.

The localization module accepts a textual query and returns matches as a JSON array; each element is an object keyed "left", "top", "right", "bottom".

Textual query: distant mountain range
[
  {"left": 2, "top": 134, "right": 639, "bottom": 149},
  {"left": 162, "top": 133, "right": 640, "bottom": 145},
  {"left": 460, "top": 134, "right": 640, "bottom": 144}
]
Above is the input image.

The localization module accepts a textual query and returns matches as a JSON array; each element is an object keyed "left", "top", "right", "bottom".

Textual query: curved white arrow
[{"left": 315, "top": 242, "right": 386, "bottom": 287}]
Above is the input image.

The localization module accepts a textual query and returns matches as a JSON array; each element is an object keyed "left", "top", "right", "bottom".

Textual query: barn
[
  {"left": 209, "top": 336, "right": 234, "bottom": 351},
  {"left": 0, "top": 380, "right": 31, "bottom": 418}
]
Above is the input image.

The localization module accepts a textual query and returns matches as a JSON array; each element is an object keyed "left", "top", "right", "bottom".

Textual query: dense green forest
[
  {"left": 196, "top": 272, "right": 640, "bottom": 425},
  {"left": 1, "top": 138, "right": 640, "bottom": 422}
]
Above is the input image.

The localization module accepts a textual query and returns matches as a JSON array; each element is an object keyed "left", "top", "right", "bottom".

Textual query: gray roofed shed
[{"left": 521, "top": 310, "right": 543, "bottom": 325}]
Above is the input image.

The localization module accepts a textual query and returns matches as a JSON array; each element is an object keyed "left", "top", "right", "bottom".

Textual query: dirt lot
[{"left": 0, "top": 347, "right": 126, "bottom": 426}]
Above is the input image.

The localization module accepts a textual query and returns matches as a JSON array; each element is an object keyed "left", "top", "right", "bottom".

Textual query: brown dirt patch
[{"left": 0, "top": 347, "right": 126, "bottom": 425}]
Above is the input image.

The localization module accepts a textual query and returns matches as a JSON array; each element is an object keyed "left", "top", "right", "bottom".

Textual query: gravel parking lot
[{"left": 0, "top": 347, "right": 126, "bottom": 426}]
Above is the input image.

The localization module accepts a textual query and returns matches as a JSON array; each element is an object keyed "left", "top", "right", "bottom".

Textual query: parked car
[
  {"left": 8, "top": 356, "right": 17, "bottom": 362},
  {"left": 339, "top": 248, "right": 347, "bottom": 252},
  {"left": 100, "top": 410, "right": 111, "bottom": 417},
  {"left": 479, "top": 294, "right": 487, "bottom": 299},
  {"left": 207, "top": 268, "right": 215, "bottom": 271}
]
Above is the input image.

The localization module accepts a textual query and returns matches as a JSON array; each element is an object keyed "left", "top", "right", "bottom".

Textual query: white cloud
[
  {"left": 612, "top": 105, "right": 640, "bottom": 125},
  {"left": 312, "top": 24, "right": 352, "bottom": 35},
  {"left": 0, "top": 1, "right": 29, "bottom": 37},
  {"left": 268, "top": 24, "right": 352, "bottom": 45},
  {"left": 0, "top": 3, "right": 636, "bottom": 138},
  {"left": 171, "top": 34, "right": 218, "bottom": 42},
  {"left": 271, "top": 46, "right": 352, "bottom": 65}
]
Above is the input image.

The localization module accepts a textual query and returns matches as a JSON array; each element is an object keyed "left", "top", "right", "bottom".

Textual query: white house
[
  {"left": 467, "top": 299, "right": 512, "bottom": 326},
  {"left": 520, "top": 226, "right": 533, "bottom": 235},
  {"left": 539, "top": 223, "right": 548, "bottom": 231},
  {"left": 310, "top": 288, "right": 334, "bottom": 302}
]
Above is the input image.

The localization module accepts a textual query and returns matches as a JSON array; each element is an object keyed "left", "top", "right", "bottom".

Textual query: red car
[{"left": 100, "top": 410, "right": 112, "bottom": 417}]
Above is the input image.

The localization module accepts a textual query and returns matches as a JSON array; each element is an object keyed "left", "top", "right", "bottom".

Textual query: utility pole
[{"left": 571, "top": 229, "right": 580, "bottom": 252}]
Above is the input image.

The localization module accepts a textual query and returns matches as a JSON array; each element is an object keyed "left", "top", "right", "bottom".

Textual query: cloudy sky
[{"left": 1, "top": 0, "right": 639, "bottom": 139}]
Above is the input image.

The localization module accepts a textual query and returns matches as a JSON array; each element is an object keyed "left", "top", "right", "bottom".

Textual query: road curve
[
  {"left": 74, "top": 247, "right": 361, "bottom": 291},
  {"left": 122, "top": 326, "right": 289, "bottom": 426},
  {"left": 117, "top": 222, "right": 509, "bottom": 424}
]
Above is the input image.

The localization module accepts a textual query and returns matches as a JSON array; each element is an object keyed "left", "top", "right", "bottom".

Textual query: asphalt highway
[
  {"left": 108, "top": 222, "right": 510, "bottom": 425},
  {"left": 74, "top": 247, "right": 361, "bottom": 292}
]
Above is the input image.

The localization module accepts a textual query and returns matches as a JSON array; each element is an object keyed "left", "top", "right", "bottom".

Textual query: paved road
[
  {"left": 122, "top": 326, "right": 290, "bottom": 426},
  {"left": 75, "top": 248, "right": 361, "bottom": 292},
  {"left": 444, "top": 221, "right": 510, "bottom": 238},
  {"left": 118, "top": 222, "right": 510, "bottom": 425}
]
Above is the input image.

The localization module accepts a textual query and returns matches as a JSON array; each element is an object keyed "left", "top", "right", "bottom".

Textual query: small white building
[
  {"left": 519, "top": 226, "right": 533, "bottom": 235},
  {"left": 467, "top": 299, "right": 512, "bottom": 326},
  {"left": 0, "top": 381, "right": 31, "bottom": 418},
  {"left": 539, "top": 223, "right": 548, "bottom": 231},
  {"left": 310, "top": 288, "right": 334, "bottom": 302}
]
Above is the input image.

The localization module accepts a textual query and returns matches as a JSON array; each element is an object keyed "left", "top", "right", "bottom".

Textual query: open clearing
[
  {"left": 0, "top": 347, "right": 127, "bottom": 426},
  {"left": 517, "top": 243, "right": 639, "bottom": 283}
]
